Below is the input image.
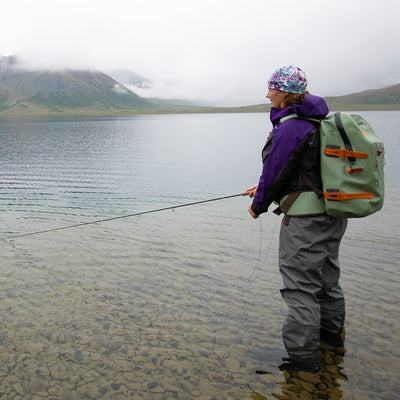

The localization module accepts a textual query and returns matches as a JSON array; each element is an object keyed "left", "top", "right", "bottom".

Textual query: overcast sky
[{"left": 1, "top": 0, "right": 399, "bottom": 106}]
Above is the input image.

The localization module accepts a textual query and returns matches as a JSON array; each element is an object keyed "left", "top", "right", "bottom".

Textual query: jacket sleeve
[{"left": 251, "top": 119, "right": 313, "bottom": 215}]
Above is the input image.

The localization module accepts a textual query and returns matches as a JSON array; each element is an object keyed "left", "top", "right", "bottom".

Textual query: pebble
[{"left": 224, "top": 356, "right": 240, "bottom": 373}]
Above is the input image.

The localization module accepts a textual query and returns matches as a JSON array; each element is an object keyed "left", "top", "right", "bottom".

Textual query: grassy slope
[
  {"left": 0, "top": 69, "right": 153, "bottom": 116},
  {"left": 1, "top": 73, "right": 399, "bottom": 116}
]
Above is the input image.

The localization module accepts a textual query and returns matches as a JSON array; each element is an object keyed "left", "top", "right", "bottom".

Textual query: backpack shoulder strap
[
  {"left": 279, "top": 113, "right": 322, "bottom": 124},
  {"left": 274, "top": 113, "right": 325, "bottom": 218}
]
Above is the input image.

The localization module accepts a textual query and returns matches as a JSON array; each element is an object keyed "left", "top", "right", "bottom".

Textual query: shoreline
[{"left": 1, "top": 103, "right": 400, "bottom": 118}]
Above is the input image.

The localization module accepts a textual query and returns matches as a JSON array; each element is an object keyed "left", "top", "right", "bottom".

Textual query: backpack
[{"left": 279, "top": 111, "right": 385, "bottom": 218}]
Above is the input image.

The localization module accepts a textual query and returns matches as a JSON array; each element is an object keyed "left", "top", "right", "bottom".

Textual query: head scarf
[{"left": 268, "top": 65, "right": 307, "bottom": 94}]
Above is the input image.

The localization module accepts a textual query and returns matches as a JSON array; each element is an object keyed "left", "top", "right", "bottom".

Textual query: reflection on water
[
  {"left": 250, "top": 344, "right": 347, "bottom": 400},
  {"left": 0, "top": 113, "right": 399, "bottom": 399},
  {"left": 268, "top": 343, "right": 347, "bottom": 400}
]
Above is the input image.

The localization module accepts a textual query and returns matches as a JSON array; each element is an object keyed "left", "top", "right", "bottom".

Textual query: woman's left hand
[{"left": 248, "top": 205, "right": 259, "bottom": 219}]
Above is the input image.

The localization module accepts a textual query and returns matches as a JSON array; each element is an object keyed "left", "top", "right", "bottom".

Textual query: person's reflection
[
  {"left": 277, "top": 342, "right": 347, "bottom": 399},
  {"left": 250, "top": 336, "right": 347, "bottom": 400}
]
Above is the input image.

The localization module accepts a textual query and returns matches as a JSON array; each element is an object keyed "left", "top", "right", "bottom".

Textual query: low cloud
[{"left": 1, "top": 0, "right": 399, "bottom": 106}]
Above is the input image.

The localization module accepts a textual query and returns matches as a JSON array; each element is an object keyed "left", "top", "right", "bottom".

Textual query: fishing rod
[{"left": 4, "top": 191, "right": 251, "bottom": 240}]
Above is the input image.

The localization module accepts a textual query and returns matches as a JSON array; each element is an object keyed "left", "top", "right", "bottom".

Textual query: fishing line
[
  {"left": 239, "top": 214, "right": 279, "bottom": 380},
  {"left": 238, "top": 211, "right": 278, "bottom": 349},
  {"left": 215, "top": 212, "right": 279, "bottom": 342},
  {"left": 241, "top": 217, "right": 264, "bottom": 292},
  {"left": 2, "top": 192, "right": 249, "bottom": 240},
  {"left": 241, "top": 213, "right": 278, "bottom": 294}
]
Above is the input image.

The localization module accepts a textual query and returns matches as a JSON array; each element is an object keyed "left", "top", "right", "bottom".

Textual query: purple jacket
[{"left": 251, "top": 94, "right": 329, "bottom": 215}]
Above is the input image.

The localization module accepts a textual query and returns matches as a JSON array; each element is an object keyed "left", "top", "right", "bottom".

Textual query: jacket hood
[{"left": 270, "top": 94, "right": 329, "bottom": 124}]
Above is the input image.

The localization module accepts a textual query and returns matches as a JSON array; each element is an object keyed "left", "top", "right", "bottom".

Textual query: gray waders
[{"left": 279, "top": 214, "right": 347, "bottom": 362}]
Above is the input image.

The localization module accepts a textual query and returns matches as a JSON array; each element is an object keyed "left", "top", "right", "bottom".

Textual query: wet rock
[
  {"left": 225, "top": 356, "right": 240, "bottom": 373},
  {"left": 13, "top": 383, "right": 27, "bottom": 396},
  {"left": 49, "top": 365, "right": 62, "bottom": 380},
  {"left": 36, "top": 367, "right": 50, "bottom": 377},
  {"left": 126, "top": 382, "right": 142, "bottom": 392},
  {"left": 29, "top": 376, "right": 49, "bottom": 392},
  {"left": 297, "top": 371, "right": 320, "bottom": 385},
  {"left": 143, "top": 381, "right": 165, "bottom": 393},
  {"left": 77, "top": 382, "right": 103, "bottom": 398}
]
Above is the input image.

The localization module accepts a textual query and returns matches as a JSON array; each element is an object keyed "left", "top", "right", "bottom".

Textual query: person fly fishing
[{"left": 246, "top": 65, "right": 347, "bottom": 372}]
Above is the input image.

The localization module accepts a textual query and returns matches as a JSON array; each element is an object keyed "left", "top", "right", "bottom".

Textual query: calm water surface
[{"left": 0, "top": 112, "right": 399, "bottom": 399}]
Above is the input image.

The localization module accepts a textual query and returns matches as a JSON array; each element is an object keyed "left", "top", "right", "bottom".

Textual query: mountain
[
  {"left": 325, "top": 84, "right": 400, "bottom": 109},
  {"left": 1, "top": 55, "right": 399, "bottom": 115},
  {"left": 106, "top": 68, "right": 151, "bottom": 89},
  {"left": 0, "top": 56, "right": 154, "bottom": 115}
]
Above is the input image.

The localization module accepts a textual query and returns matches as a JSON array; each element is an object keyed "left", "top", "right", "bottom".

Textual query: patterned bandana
[{"left": 267, "top": 65, "right": 307, "bottom": 94}]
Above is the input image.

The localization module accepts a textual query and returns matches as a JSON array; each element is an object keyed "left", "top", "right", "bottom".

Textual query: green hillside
[
  {"left": 324, "top": 84, "right": 400, "bottom": 110},
  {"left": 0, "top": 59, "right": 154, "bottom": 115},
  {"left": 147, "top": 84, "right": 400, "bottom": 114},
  {"left": 1, "top": 55, "right": 399, "bottom": 115}
]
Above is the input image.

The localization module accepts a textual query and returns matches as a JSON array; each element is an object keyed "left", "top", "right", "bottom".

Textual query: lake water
[{"left": 0, "top": 111, "right": 399, "bottom": 399}]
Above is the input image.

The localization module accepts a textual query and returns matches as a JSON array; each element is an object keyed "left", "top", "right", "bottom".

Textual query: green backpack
[{"left": 279, "top": 111, "right": 385, "bottom": 218}]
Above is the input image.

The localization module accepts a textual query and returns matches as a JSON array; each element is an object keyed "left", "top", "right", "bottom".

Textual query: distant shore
[{"left": 1, "top": 103, "right": 400, "bottom": 118}]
